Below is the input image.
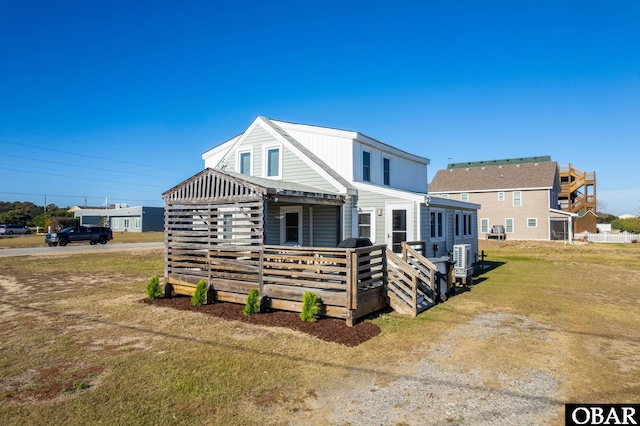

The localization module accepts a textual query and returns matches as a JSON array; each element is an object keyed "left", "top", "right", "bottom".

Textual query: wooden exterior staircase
[
  {"left": 385, "top": 242, "right": 444, "bottom": 317},
  {"left": 559, "top": 164, "right": 596, "bottom": 214}
]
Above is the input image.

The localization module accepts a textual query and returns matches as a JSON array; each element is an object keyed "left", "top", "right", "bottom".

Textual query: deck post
[
  {"left": 350, "top": 251, "right": 358, "bottom": 310},
  {"left": 258, "top": 247, "right": 264, "bottom": 297}
]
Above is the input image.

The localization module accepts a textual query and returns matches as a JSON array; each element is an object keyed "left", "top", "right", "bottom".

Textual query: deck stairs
[
  {"left": 385, "top": 245, "right": 439, "bottom": 316},
  {"left": 559, "top": 164, "right": 596, "bottom": 214}
]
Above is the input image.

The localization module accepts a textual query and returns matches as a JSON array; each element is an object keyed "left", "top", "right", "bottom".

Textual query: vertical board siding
[{"left": 311, "top": 205, "right": 341, "bottom": 247}]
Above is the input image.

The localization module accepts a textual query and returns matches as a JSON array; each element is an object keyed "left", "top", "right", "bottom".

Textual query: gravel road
[{"left": 293, "top": 313, "right": 562, "bottom": 426}]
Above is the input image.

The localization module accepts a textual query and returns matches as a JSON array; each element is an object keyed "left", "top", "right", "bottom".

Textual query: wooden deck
[{"left": 166, "top": 244, "right": 388, "bottom": 326}]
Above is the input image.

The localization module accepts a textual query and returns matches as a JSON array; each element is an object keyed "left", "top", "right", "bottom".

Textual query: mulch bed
[{"left": 143, "top": 296, "right": 381, "bottom": 347}]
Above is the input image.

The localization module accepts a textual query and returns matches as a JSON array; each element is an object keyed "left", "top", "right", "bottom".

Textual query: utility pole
[{"left": 44, "top": 195, "right": 47, "bottom": 213}]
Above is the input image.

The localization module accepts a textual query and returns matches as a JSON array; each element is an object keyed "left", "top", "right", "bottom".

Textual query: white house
[{"left": 197, "top": 116, "right": 479, "bottom": 259}]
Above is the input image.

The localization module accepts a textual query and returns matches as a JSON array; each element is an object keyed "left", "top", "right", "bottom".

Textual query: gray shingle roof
[{"left": 429, "top": 161, "right": 558, "bottom": 192}]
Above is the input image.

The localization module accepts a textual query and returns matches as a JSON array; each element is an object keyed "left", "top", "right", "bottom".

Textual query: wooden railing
[
  {"left": 167, "top": 244, "right": 387, "bottom": 325},
  {"left": 385, "top": 245, "right": 439, "bottom": 316}
]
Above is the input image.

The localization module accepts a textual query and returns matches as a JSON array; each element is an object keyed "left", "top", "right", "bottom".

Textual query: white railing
[{"left": 576, "top": 232, "right": 640, "bottom": 243}]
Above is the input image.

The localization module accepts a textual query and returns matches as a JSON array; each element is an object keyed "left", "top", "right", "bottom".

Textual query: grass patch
[{"left": 0, "top": 232, "right": 164, "bottom": 249}]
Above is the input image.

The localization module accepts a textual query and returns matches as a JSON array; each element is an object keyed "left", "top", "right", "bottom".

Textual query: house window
[
  {"left": 362, "top": 151, "right": 371, "bottom": 182},
  {"left": 513, "top": 191, "right": 522, "bottom": 207},
  {"left": 265, "top": 146, "right": 281, "bottom": 178},
  {"left": 505, "top": 218, "right": 514, "bottom": 233},
  {"left": 461, "top": 193, "right": 469, "bottom": 202},
  {"left": 481, "top": 218, "right": 489, "bottom": 234},
  {"left": 358, "top": 212, "right": 373, "bottom": 240},
  {"left": 498, "top": 192, "right": 505, "bottom": 201},
  {"left": 135, "top": 218, "right": 141, "bottom": 229},
  {"left": 527, "top": 218, "right": 537, "bottom": 227},
  {"left": 383, "top": 158, "right": 390, "bottom": 185},
  {"left": 123, "top": 218, "right": 130, "bottom": 229},
  {"left": 440, "top": 194, "right": 449, "bottom": 198},
  {"left": 239, "top": 151, "right": 251, "bottom": 175},
  {"left": 454, "top": 211, "right": 461, "bottom": 237},
  {"left": 280, "top": 206, "right": 302, "bottom": 245},
  {"left": 463, "top": 212, "right": 473, "bottom": 236},
  {"left": 112, "top": 218, "right": 119, "bottom": 228},
  {"left": 430, "top": 209, "right": 444, "bottom": 239}
]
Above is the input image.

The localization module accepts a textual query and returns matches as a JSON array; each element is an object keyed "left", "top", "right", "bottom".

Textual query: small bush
[
  {"left": 300, "top": 291, "right": 321, "bottom": 323},
  {"left": 146, "top": 275, "right": 162, "bottom": 301},
  {"left": 191, "top": 279, "right": 207, "bottom": 307},
  {"left": 243, "top": 289, "right": 260, "bottom": 316}
]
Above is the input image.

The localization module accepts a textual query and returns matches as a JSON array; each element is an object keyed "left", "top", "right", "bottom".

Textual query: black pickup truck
[{"left": 45, "top": 226, "right": 113, "bottom": 246}]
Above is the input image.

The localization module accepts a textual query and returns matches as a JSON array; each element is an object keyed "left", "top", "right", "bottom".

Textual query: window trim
[
  {"left": 498, "top": 192, "right": 505, "bottom": 202},
  {"left": 280, "top": 206, "right": 303, "bottom": 246},
  {"left": 480, "top": 218, "right": 489, "bottom": 234},
  {"left": 513, "top": 191, "right": 522, "bottom": 207},
  {"left": 238, "top": 149, "right": 253, "bottom": 176},
  {"left": 527, "top": 218, "right": 537, "bottom": 228},
  {"left": 135, "top": 217, "right": 141, "bottom": 229},
  {"left": 357, "top": 208, "right": 376, "bottom": 243},
  {"left": 112, "top": 218, "right": 119, "bottom": 229},
  {"left": 505, "top": 218, "right": 514, "bottom": 233},
  {"left": 263, "top": 144, "right": 282, "bottom": 179},
  {"left": 463, "top": 212, "right": 473, "bottom": 237},
  {"left": 430, "top": 208, "right": 445, "bottom": 240},
  {"left": 454, "top": 210, "right": 461, "bottom": 237},
  {"left": 383, "top": 157, "right": 390, "bottom": 186},
  {"left": 461, "top": 193, "right": 469, "bottom": 202},
  {"left": 362, "top": 151, "right": 371, "bottom": 182}
]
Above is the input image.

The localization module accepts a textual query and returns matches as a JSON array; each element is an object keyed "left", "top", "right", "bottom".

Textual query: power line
[
  {"left": 1, "top": 153, "right": 182, "bottom": 181},
  {"left": 0, "top": 138, "right": 195, "bottom": 174}
]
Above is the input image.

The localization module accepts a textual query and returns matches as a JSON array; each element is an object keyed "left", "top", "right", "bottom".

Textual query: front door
[{"left": 386, "top": 203, "right": 412, "bottom": 253}]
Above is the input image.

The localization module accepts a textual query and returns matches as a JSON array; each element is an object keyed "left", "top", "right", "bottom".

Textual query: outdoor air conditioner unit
[{"left": 453, "top": 244, "right": 472, "bottom": 269}]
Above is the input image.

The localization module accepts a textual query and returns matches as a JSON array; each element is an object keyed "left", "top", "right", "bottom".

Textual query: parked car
[
  {"left": 45, "top": 226, "right": 113, "bottom": 246},
  {"left": 0, "top": 224, "right": 31, "bottom": 235}
]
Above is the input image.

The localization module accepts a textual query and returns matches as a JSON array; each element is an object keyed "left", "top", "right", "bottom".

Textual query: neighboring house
[
  {"left": 429, "top": 156, "right": 576, "bottom": 241},
  {"left": 191, "top": 116, "right": 480, "bottom": 258},
  {"left": 74, "top": 205, "right": 164, "bottom": 232}
]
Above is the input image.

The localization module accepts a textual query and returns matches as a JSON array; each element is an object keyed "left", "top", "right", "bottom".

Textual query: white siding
[
  {"left": 281, "top": 128, "right": 354, "bottom": 181},
  {"left": 354, "top": 142, "right": 428, "bottom": 193}
]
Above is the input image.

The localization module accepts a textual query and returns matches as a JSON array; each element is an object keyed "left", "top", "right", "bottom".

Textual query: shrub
[
  {"left": 146, "top": 275, "right": 162, "bottom": 301},
  {"left": 243, "top": 289, "right": 260, "bottom": 316},
  {"left": 191, "top": 279, "right": 207, "bottom": 307},
  {"left": 300, "top": 291, "right": 321, "bottom": 323}
]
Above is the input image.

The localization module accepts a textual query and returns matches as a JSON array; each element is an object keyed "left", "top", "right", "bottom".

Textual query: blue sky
[{"left": 1, "top": 1, "right": 638, "bottom": 215}]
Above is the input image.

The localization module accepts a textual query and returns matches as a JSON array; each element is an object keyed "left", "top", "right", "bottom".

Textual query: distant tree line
[
  {"left": 0, "top": 201, "right": 74, "bottom": 229},
  {"left": 597, "top": 211, "right": 640, "bottom": 233}
]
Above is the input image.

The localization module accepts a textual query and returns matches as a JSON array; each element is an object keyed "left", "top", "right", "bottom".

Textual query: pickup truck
[{"left": 45, "top": 226, "right": 113, "bottom": 246}]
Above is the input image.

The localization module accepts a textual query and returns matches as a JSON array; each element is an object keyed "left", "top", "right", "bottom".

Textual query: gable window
[
  {"left": 265, "top": 146, "right": 281, "bottom": 178},
  {"left": 461, "top": 193, "right": 469, "bottom": 202},
  {"left": 430, "top": 209, "right": 444, "bottom": 239},
  {"left": 527, "top": 218, "right": 537, "bottom": 227},
  {"left": 481, "top": 218, "right": 489, "bottom": 234},
  {"left": 239, "top": 151, "right": 251, "bottom": 175},
  {"left": 280, "top": 206, "right": 302, "bottom": 245},
  {"left": 383, "top": 158, "right": 390, "bottom": 185},
  {"left": 498, "top": 192, "right": 505, "bottom": 202},
  {"left": 513, "top": 191, "right": 522, "bottom": 207},
  {"left": 358, "top": 210, "right": 375, "bottom": 242},
  {"left": 362, "top": 151, "right": 371, "bottom": 182},
  {"left": 505, "top": 218, "right": 514, "bottom": 233}
]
